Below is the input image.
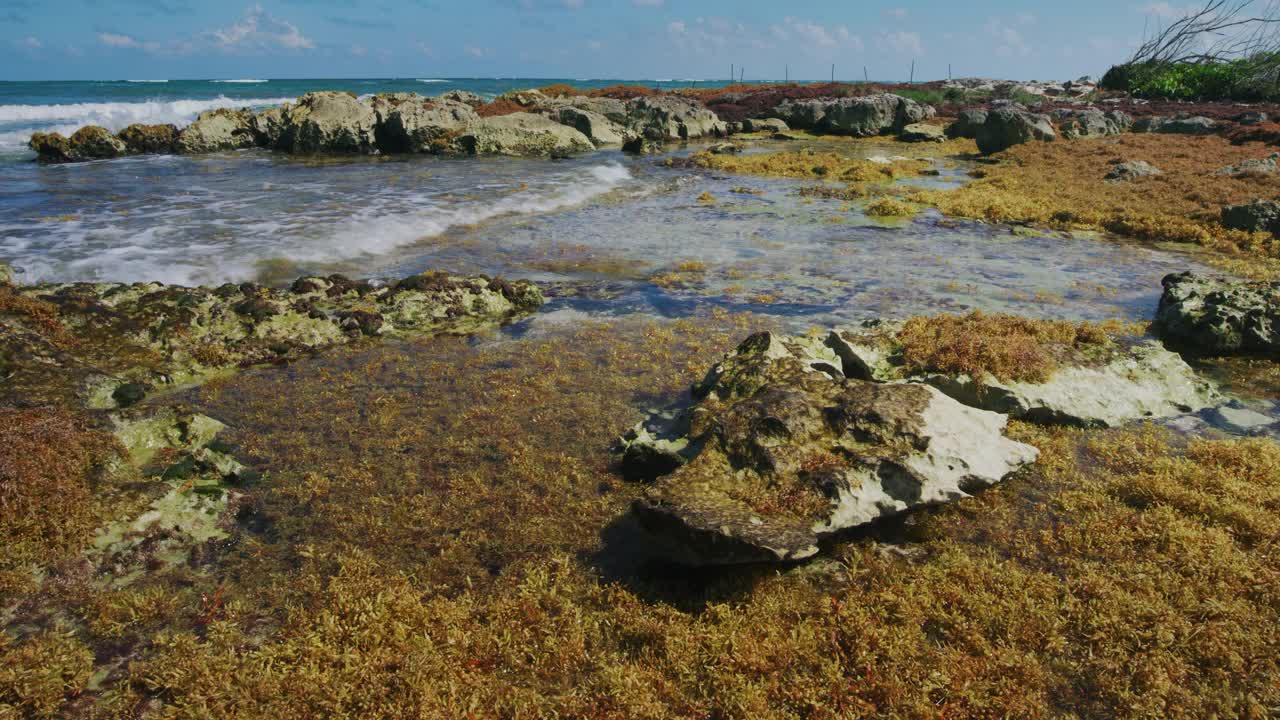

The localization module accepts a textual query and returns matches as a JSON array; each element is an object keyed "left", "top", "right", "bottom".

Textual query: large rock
[
  {"left": 1221, "top": 199, "right": 1280, "bottom": 236},
  {"left": 117, "top": 123, "right": 178, "bottom": 154},
  {"left": 626, "top": 95, "right": 726, "bottom": 141},
  {"left": 29, "top": 125, "right": 128, "bottom": 162},
  {"left": 772, "top": 94, "right": 934, "bottom": 137},
  {"left": 440, "top": 90, "right": 485, "bottom": 107},
  {"left": 1155, "top": 272, "right": 1280, "bottom": 355},
  {"left": 825, "top": 321, "right": 1219, "bottom": 427},
  {"left": 899, "top": 123, "right": 946, "bottom": 143},
  {"left": 975, "top": 108, "right": 1057, "bottom": 154},
  {"left": 945, "top": 109, "right": 987, "bottom": 139},
  {"left": 554, "top": 106, "right": 625, "bottom": 146},
  {"left": 1132, "top": 114, "right": 1217, "bottom": 134},
  {"left": 1213, "top": 152, "right": 1280, "bottom": 177},
  {"left": 553, "top": 96, "right": 629, "bottom": 124},
  {"left": 1058, "top": 108, "right": 1132, "bottom": 139},
  {"left": 618, "top": 331, "right": 1039, "bottom": 566},
  {"left": 741, "top": 117, "right": 790, "bottom": 134},
  {"left": 377, "top": 96, "right": 479, "bottom": 153},
  {"left": 176, "top": 108, "right": 256, "bottom": 154},
  {"left": 278, "top": 91, "right": 377, "bottom": 154},
  {"left": 248, "top": 105, "right": 290, "bottom": 148},
  {"left": 453, "top": 113, "right": 594, "bottom": 157}
]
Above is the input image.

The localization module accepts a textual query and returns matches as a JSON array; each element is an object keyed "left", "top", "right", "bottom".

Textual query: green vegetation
[{"left": 1101, "top": 56, "right": 1280, "bottom": 101}]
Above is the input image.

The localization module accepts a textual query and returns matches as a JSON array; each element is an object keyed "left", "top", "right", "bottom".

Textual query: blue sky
[{"left": 1, "top": 1, "right": 1182, "bottom": 81}]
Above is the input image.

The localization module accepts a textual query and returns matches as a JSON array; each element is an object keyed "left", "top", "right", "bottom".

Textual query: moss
[
  {"left": 650, "top": 261, "right": 709, "bottom": 289},
  {"left": 895, "top": 311, "right": 1125, "bottom": 386},
  {"left": 865, "top": 197, "right": 917, "bottom": 217},
  {"left": 680, "top": 149, "right": 932, "bottom": 183},
  {"left": 0, "top": 630, "right": 94, "bottom": 718}
]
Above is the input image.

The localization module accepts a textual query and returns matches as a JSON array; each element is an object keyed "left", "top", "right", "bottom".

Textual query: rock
[
  {"left": 626, "top": 95, "right": 726, "bottom": 141},
  {"left": 741, "top": 117, "right": 790, "bottom": 133},
  {"left": 29, "top": 125, "right": 127, "bottom": 162},
  {"left": 111, "top": 381, "right": 148, "bottom": 408},
  {"left": 1058, "top": 108, "right": 1132, "bottom": 139},
  {"left": 117, "top": 124, "right": 178, "bottom": 154},
  {"left": 554, "top": 106, "right": 625, "bottom": 146},
  {"left": 975, "top": 108, "right": 1056, "bottom": 154},
  {"left": 1221, "top": 199, "right": 1280, "bottom": 236},
  {"left": 622, "top": 136, "right": 663, "bottom": 154},
  {"left": 440, "top": 90, "right": 485, "bottom": 107},
  {"left": 248, "top": 105, "right": 290, "bottom": 148},
  {"left": 553, "top": 96, "right": 629, "bottom": 124},
  {"left": 899, "top": 123, "right": 946, "bottom": 143},
  {"left": 706, "top": 141, "right": 742, "bottom": 154},
  {"left": 1204, "top": 404, "right": 1277, "bottom": 435},
  {"left": 1155, "top": 271, "right": 1280, "bottom": 355},
  {"left": 945, "top": 109, "right": 987, "bottom": 139},
  {"left": 377, "top": 97, "right": 479, "bottom": 153},
  {"left": 453, "top": 113, "right": 595, "bottom": 157},
  {"left": 1213, "top": 152, "right": 1280, "bottom": 177},
  {"left": 1105, "top": 159, "right": 1162, "bottom": 183},
  {"left": 827, "top": 322, "right": 1219, "bottom": 427},
  {"left": 772, "top": 93, "right": 934, "bottom": 137},
  {"left": 1132, "top": 114, "right": 1217, "bottom": 134},
  {"left": 1236, "top": 111, "right": 1269, "bottom": 125},
  {"left": 0, "top": 263, "right": 16, "bottom": 286},
  {"left": 620, "top": 331, "right": 1038, "bottom": 566},
  {"left": 497, "top": 89, "right": 549, "bottom": 108},
  {"left": 176, "top": 108, "right": 256, "bottom": 154},
  {"left": 278, "top": 91, "right": 378, "bottom": 154}
]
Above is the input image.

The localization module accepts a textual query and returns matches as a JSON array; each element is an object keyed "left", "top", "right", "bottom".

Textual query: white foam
[
  {"left": 126, "top": 79, "right": 168, "bottom": 83},
  {"left": 416, "top": 79, "right": 448, "bottom": 83},
  {"left": 213, "top": 79, "right": 268, "bottom": 83}
]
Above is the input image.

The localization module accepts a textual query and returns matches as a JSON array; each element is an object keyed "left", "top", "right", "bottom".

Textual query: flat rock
[
  {"left": 1155, "top": 271, "right": 1280, "bottom": 355},
  {"left": 619, "top": 331, "right": 1038, "bottom": 566}
]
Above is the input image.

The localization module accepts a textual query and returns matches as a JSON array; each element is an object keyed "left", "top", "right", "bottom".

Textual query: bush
[{"left": 1102, "top": 55, "right": 1280, "bottom": 101}]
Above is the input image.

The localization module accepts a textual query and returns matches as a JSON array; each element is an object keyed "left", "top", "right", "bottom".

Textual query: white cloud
[
  {"left": 767, "top": 17, "right": 861, "bottom": 52},
  {"left": 1141, "top": 2, "right": 1195, "bottom": 18},
  {"left": 881, "top": 30, "right": 923, "bottom": 56},
  {"left": 465, "top": 45, "right": 487, "bottom": 58},
  {"left": 209, "top": 5, "right": 314, "bottom": 51},
  {"left": 16, "top": 36, "right": 41, "bottom": 49},
  {"left": 587, "top": 39, "right": 604, "bottom": 50},
  {"left": 350, "top": 45, "right": 367, "bottom": 56},
  {"left": 985, "top": 17, "right": 1030, "bottom": 58},
  {"left": 98, "top": 32, "right": 141, "bottom": 48},
  {"left": 633, "top": 0, "right": 663, "bottom": 5}
]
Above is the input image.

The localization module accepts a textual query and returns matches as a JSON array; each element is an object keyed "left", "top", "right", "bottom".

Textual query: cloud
[
  {"left": 350, "top": 44, "right": 367, "bottom": 56},
  {"left": 465, "top": 45, "right": 487, "bottom": 57},
  {"left": 668, "top": 16, "right": 772, "bottom": 56},
  {"left": 885, "top": 7, "right": 907, "bottom": 19},
  {"left": 881, "top": 30, "right": 923, "bottom": 56},
  {"left": 98, "top": 32, "right": 142, "bottom": 48},
  {"left": 587, "top": 39, "right": 604, "bottom": 50},
  {"left": 985, "top": 17, "right": 1030, "bottom": 58},
  {"left": 562, "top": 0, "right": 583, "bottom": 7},
  {"left": 15, "top": 35, "right": 41, "bottom": 49},
  {"left": 1141, "top": 2, "right": 1194, "bottom": 18},
  {"left": 633, "top": 0, "right": 662, "bottom": 5},
  {"left": 770, "top": 17, "right": 858, "bottom": 49},
  {"left": 208, "top": 4, "right": 314, "bottom": 51}
]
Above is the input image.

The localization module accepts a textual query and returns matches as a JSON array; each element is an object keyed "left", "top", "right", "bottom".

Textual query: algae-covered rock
[
  {"left": 899, "top": 123, "right": 946, "bottom": 143},
  {"left": 377, "top": 97, "right": 479, "bottom": 153},
  {"left": 1155, "top": 272, "right": 1280, "bottom": 356},
  {"left": 975, "top": 108, "right": 1056, "bottom": 154},
  {"left": 440, "top": 89, "right": 485, "bottom": 107},
  {"left": 554, "top": 106, "right": 625, "bottom": 146},
  {"left": 619, "top": 331, "right": 1038, "bottom": 566},
  {"left": 825, "top": 320, "right": 1219, "bottom": 427},
  {"left": 1221, "top": 199, "right": 1280, "bottom": 236},
  {"left": 453, "top": 113, "right": 595, "bottom": 157},
  {"left": 29, "top": 126, "right": 127, "bottom": 162},
  {"left": 117, "top": 123, "right": 179, "bottom": 154},
  {"left": 248, "top": 105, "right": 291, "bottom": 149},
  {"left": 945, "top": 109, "right": 987, "bottom": 139},
  {"left": 177, "top": 108, "right": 256, "bottom": 153},
  {"left": 1057, "top": 108, "right": 1131, "bottom": 139}
]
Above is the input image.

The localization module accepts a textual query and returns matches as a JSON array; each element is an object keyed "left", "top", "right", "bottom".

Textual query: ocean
[{"left": 0, "top": 77, "right": 1204, "bottom": 326}]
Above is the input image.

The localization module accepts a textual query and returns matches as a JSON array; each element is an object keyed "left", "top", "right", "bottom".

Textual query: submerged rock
[
  {"left": 620, "top": 331, "right": 1038, "bottom": 566},
  {"left": 454, "top": 112, "right": 595, "bottom": 157},
  {"left": 176, "top": 108, "right": 256, "bottom": 154},
  {"left": 1155, "top": 272, "right": 1280, "bottom": 355},
  {"left": 772, "top": 93, "right": 933, "bottom": 137},
  {"left": 975, "top": 108, "right": 1056, "bottom": 154}
]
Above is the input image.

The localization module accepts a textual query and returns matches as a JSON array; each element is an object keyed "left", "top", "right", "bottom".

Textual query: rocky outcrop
[
  {"left": 899, "top": 123, "right": 946, "bottom": 143},
  {"left": 1132, "top": 114, "right": 1217, "bottom": 134},
  {"left": 1057, "top": 108, "right": 1132, "bottom": 139},
  {"left": 440, "top": 90, "right": 485, "bottom": 107},
  {"left": 117, "top": 124, "right": 179, "bottom": 154},
  {"left": 618, "top": 331, "right": 1038, "bottom": 566},
  {"left": 626, "top": 95, "right": 726, "bottom": 141},
  {"left": 772, "top": 94, "right": 933, "bottom": 137},
  {"left": 1105, "top": 159, "right": 1162, "bottom": 183},
  {"left": 741, "top": 117, "right": 790, "bottom": 133},
  {"left": 1155, "top": 272, "right": 1280, "bottom": 355},
  {"left": 975, "top": 108, "right": 1057, "bottom": 154},
  {"left": 277, "top": 91, "right": 378, "bottom": 154},
  {"left": 453, "top": 112, "right": 595, "bottom": 157},
  {"left": 1221, "top": 199, "right": 1280, "bottom": 236},
  {"left": 176, "top": 108, "right": 256, "bottom": 154},
  {"left": 1213, "top": 152, "right": 1280, "bottom": 177},
  {"left": 5, "top": 272, "right": 543, "bottom": 403},
  {"left": 553, "top": 96, "right": 629, "bottom": 124},
  {"left": 29, "top": 126, "right": 128, "bottom": 162},
  {"left": 376, "top": 97, "right": 479, "bottom": 153},
  {"left": 554, "top": 106, "right": 625, "bottom": 146},
  {"left": 945, "top": 109, "right": 987, "bottom": 139}
]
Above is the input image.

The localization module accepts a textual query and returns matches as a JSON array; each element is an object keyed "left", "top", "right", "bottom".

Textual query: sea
[{"left": 0, "top": 77, "right": 1209, "bottom": 327}]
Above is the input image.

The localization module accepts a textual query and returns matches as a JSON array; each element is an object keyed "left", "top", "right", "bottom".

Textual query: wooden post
[
  {"left": 785, "top": 64, "right": 788, "bottom": 82},
  {"left": 910, "top": 59, "right": 915, "bottom": 83},
  {"left": 863, "top": 66, "right": 868, "bottom": 83},
  {"left": 730, "top": 64, "right": 734, "bottom": 83},
  {"left": 831, "top": 64, "right": 835, "bottom": 83},
  {"left": 948, "top": 63, "right": 952, "bottom": 81}
]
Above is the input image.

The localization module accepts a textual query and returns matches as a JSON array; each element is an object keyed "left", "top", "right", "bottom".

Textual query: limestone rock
[
  {"left": 278, "top": 91, "right": 378, "bottom": 154},
  {"left": 975, "top": 108, "right": 1057, "bottom": 154},
  {"left": 945, "top": 109, "right": 987, "bottom": 139},
  {"left": 554, "top": 106, "right": 625, "bottom": 146},
  {"left": 1105, "top": 159, "right": 1162, "bottom": 183},
  {"left": 453, "top": 112, "right": 594, "bottom": 157},
  {"left": 377, "top": 97, "right": 479, "bottom": 153},
  {"left": 772, "top": 94, "right": 934, "bottom": 137},
  {"left": 248, "top": 105, "right": 290, "bottom": 148},
  {"left": 1132, "top": 114, "right": 1217, "bottom": 134},
  {"left": 29, "top": 126, "right": 127, "bottom": 162},
  {"left": 1221, "top": 199, "right": 1280, "bottom": 236},
  {"left": 626, "top": 95, "right": 726, "bottom": 141},
  {"left": 899, "top": 123, "right": 946, "bottom": 143},
  {"left": 176, "top": 108, "right": 256, "bottom": 154},
  {"left": 440, "top": 89, "right": 485, "bottom": 107},
  {"left": 1058, "top": 108, "right": 1132, "bottom": 139},
  {"left": 1213, "top": 152, "right": 1280, "bottom": 177},
  {"left": 741, "top": 117, "right": 790, "bottom": 133},
  {"left": 1155, "top": 271, "right": 1280, "bottom": 355},
  {"left": 620, "top": 331, "right": 1038, "bottom": 566}
]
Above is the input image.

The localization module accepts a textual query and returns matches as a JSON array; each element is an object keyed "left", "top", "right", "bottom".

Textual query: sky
[{"left": 0, "top": 1, "right": 1190, "bottom": 82}]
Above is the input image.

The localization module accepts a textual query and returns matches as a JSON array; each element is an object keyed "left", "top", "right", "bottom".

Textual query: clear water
[{"left": 0, "top": 78, "right": 1213, "bottom": 331}]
